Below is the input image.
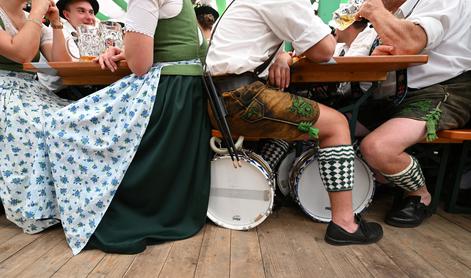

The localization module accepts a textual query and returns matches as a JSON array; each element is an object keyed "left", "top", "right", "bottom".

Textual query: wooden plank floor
[{"left": 1, "top": 196, "right": 471, "bottom": 278}]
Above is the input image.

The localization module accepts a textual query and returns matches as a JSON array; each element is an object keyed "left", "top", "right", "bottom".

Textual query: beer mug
[
  {"left": 100, "top": 21, "right": 124, "bottom": 49},
  {"left": 332, "top": 0, "right": 364, "bottom": 31},
  {"left": 76, "top": 24, "right": 104, "bottom": 61}
]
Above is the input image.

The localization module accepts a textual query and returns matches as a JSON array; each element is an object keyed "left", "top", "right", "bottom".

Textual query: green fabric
[
  {"left": 153, "top": 0, "right": 207, "bottom": 65},
  {"left": 318, "top": 0, "right": 342, "bottom": 23},
  {"left": 87, "top": 75, "right": 211, "bottom": 254},
  {"left": 0, "top": 16, "right": 40, "bottom": 72}
]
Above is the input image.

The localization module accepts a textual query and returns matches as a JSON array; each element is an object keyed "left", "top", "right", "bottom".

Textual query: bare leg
[
  {"left": 315, "top": 104, "right": 357, "bottom": 232},
  {"left": 360, "top": 118, "right": 431, "bottom": 205}
]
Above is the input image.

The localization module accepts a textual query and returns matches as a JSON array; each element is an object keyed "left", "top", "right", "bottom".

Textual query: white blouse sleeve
[{"left": 125, "top": 0, "right": 160, "bottom": 38}]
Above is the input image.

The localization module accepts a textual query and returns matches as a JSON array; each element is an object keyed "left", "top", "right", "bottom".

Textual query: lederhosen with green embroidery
[
  {"left": 208, "top": 1, "right": 356, "bottom": 193},
  {"left": 0, "top": 17, "right": 40, "bottom": 72}
]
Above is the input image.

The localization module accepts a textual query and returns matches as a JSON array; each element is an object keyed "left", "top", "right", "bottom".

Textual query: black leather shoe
[
  {"left": 325, "top": 214, "right": 383, "bottom": 245},
  {"left": 385, "top": 196, "right": 431, "bottom": 228}
]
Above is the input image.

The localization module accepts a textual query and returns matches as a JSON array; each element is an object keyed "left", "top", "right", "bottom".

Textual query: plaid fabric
[
  {"left": 383, "top": 156, "right": 425, "bottom": 192},
  {"left": 318, "top": 145, "right": 355, "bottom": 192},
  {"left": 259, "top": 139, "right": 290, "bottom": 170}
]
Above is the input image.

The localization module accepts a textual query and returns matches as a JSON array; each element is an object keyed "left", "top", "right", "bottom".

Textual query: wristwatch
[{"left": 51, "top": 21, "right": 64, "bottom": 29}]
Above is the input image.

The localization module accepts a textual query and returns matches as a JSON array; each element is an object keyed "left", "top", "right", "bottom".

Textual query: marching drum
[
  {"left": 276, "top": 150, "right": 296, "bottom": 197},
  {"left": 289, "top": 149, "right": 375, "bottom": 222},
  {"left": 208, "top": 151, "right": 275, "bottom": 230}
]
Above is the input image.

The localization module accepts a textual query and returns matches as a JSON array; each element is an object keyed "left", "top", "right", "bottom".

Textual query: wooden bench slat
[{"left": 437, "top": 129, "right": 471, "bottom": 140}]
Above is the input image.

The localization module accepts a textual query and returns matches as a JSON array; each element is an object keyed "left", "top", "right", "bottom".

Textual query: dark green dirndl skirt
[{"left": 86, "top": 75, "right": 211, "bottom": 254}]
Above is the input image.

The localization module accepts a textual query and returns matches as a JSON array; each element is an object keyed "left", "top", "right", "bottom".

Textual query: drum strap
[
  {"left": 381, "top": 155, "right": 425, "bottom": 192},
  {"left": 318, "top": 145, "right": 355, "bottom": 192}
]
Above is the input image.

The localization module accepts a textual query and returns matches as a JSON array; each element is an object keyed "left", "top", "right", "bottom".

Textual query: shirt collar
[{"left": 395, "top": 0, "right": 420, "bottom": 19}]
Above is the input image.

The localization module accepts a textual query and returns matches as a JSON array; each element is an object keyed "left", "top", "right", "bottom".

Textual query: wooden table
[
  {"left": 23, "top": 61, "right": 131, "bottom": 85},
  {"left": 23, "top": 55, "right": 428, "bottom": 140},
  {"left": 291, "top": 55, "right": 428, "bottom": 83}
]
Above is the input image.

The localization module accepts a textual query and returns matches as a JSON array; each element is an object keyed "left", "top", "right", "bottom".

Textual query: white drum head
[
  {"left": 295, "top": 156, "right": 374, "bottom": 222},
  {"left": 276, "top": 151, "right": 296, "bottom": 196},
  {"left": 208, "top": 154, "right": 275, "bottom": 230}
]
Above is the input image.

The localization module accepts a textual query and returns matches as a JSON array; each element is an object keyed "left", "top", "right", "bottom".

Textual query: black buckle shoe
[
  {"left": 325, "top": 214, "right": 383, "bottom": 246},
  {"left": 385, "top": 196, "right": 431, "bottom": 228}
]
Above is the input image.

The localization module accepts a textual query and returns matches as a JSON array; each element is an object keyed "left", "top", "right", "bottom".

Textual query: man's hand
[
  {"left": 96, "top": 47, "right": 126, "bottom": 72},
  {"left": 268, "top": 52, "right": 293, "bottom": 89},
  {"left": 371, "top": 45, "right": 395, "bottom": 55},
  {"left": 357, "top": 0, "right": 389, "bottom": 21},
  {"left": 45, "top": 0, "right": 60, "bottom": 26}
]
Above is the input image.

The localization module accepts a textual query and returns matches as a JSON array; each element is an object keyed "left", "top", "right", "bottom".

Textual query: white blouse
[{"left": 125, "top": 0, "right": 183, "bottom": 38}]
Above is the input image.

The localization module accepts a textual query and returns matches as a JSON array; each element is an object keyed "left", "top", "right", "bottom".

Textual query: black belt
[{"left": 212, "top": 72, "right": 259, "bottom": 93}]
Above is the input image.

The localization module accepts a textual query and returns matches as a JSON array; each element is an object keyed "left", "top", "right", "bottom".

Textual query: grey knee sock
[
  {"left": 382, "top": 156, "right": 425, "bottom": 192},
  {"left": 318, "top": 145, "right": 355, "bottom": 192}
]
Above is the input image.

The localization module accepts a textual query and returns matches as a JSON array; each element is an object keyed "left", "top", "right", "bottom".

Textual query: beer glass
[
  {"left": 100, "top": 21, "right": 124, "bottom": 49},
  {"left": 76, "top": 24, "right": 104, "bottom": 61},
  {"left": 332, "top": 0, "right": 364, "bottom": 31}
]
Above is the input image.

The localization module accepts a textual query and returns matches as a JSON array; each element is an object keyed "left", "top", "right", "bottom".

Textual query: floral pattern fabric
[{"left": 0, "top": 62, "right": 172, "bottom": 254}]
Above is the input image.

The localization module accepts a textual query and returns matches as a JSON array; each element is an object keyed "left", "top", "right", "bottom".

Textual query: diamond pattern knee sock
[
  {"left": 382, "top": 156, "right": 425, "bottom": 192},
  {"left": 318, "top": 145, "right": 355, "bottom": 192}
]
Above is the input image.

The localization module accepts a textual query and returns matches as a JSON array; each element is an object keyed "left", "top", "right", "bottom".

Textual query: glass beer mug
[
  {"left": 76, "top": 24, "right": 104, "bottom": 61},
  {"left": 100, "top": 21, "right": 124, "bottom": 49},
  {"left": 332, "top": 0, "right": 365, "bottom": 31}
]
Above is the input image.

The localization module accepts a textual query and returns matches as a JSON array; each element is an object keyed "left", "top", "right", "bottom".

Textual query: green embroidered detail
[
  {"left": 289, "top": 96, "right": 314, "bottom": 117},
  {"left": 400, "top": 100, "right": 433, "bottom": 116},
  {"left": 422, "top": 106, "right": 442, "bottom": 142},
  {"left": 297, "top": 121, "right": 319, "bottom": 139},
  {"left": 241, "top": 100, "right": 264, "bottom": 122}
]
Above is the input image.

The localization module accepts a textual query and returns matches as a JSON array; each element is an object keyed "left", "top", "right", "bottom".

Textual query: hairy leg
[{"left": 360, "top": 118, "right": 431, "bottom": 205}]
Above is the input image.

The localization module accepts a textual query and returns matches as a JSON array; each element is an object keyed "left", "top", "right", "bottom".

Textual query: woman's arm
[
  {"left": 0, "top": 0, "right": 50, "bottom": 63},
  {"left": 123, "top": 32, "right": 154, "bottom": 76}
]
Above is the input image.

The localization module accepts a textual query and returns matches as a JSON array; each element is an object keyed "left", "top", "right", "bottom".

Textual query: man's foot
[
  {"left": 385, "top": 195, "right": 431, "bottom": 228},
  {"left": 325, "top": 214, "right": 383, "bottom": 245}
]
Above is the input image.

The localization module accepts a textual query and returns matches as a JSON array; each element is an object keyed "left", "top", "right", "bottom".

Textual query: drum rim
[
  {"left": 208, "top": 151, "right": 275, "bottom": 230},
  {"left": 275, "top": 150, "right": 296, "bottom": 197},
  {"left": 290, "top": 150, "right": 375, "bottom": 222}
]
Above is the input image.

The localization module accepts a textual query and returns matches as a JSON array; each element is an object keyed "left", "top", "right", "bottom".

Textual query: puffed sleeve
[{"left": 125, "top": 0, "right": 159, "bottom": 38}]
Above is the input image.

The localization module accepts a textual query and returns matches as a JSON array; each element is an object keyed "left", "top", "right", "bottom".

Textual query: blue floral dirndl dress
[{"left": 0, "top": 62, "right": 190, "bottom": 254}]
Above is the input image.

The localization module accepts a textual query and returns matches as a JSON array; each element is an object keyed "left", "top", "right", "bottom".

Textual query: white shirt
[
  {"left": 399, "top": 0, "right": 471, "bottom": 88},
  {"left": 206, "top": 0, "right": 331, "bottom": 75},
  {"left": 37, "top": 20, "right": 80, "bottom": 91}
]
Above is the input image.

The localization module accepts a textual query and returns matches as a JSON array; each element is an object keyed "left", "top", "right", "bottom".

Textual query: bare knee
[
  {"left": 360, "top": 135, "right": 390, "bottom": 167},
  {"left": 317, "top": 111, "right": 350, "bottom": 146}
]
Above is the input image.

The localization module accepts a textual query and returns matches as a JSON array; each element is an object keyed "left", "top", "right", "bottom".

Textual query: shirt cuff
[{"left": 409, "top": 17, "right": 444, "bottom": 50}]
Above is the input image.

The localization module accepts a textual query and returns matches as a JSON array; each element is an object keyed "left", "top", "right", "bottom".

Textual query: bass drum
[
  {"left": 290, "top": 149, "right": 375, "bottom": 222},
  {"left": 208, "top": 151, "right": 275, "bottom": 230},
  {"left": 276, "top": 150, "right": 296, "bottom": 197}
]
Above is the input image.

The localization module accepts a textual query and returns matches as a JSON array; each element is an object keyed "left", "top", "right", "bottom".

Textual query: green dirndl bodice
[{"left": 86, "top": 0, "right": 211, "bottom": 253}]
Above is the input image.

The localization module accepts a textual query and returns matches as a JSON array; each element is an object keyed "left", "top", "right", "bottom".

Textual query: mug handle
[{"left": 66, "top": 37, "right": 80, "bottom": 60}]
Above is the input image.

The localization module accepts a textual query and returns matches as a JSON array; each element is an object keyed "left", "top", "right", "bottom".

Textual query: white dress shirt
[
  {"left": 399, "top": 0, "right": 471, "bottom": 88},
  {"left": 206, "top": 0, "right": 331, "bottom": 75}
]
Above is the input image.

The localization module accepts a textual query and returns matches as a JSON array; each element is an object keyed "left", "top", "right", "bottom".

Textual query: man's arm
[
  {"left": 302, "top": 34, "right": 336, "bottom": 62},
  {"left": 359, "top": 0, "right": 427, "bottom": 55}
]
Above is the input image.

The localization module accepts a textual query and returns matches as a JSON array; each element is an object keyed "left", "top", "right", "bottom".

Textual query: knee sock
[
  {"left": 382, "top": 155, "right": 425, "bottom": 192},
  {"left": 318, "top": 145, "right": 355, "bottom": 192}
]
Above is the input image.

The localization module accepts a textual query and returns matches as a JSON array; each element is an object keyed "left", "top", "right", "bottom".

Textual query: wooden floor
[{"left": 1, "top": 198, "right": 471, "bottom": 278}]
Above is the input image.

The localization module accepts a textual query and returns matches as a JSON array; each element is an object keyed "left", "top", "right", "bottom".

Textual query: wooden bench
[{"left": 433, "top": 129, "right": 471, "bottom": 213}]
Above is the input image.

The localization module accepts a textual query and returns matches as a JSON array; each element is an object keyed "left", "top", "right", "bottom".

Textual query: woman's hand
[
  {"left": 30, "top": 0, "right": 51, "bottom": 18},
  {"left": 96, "top": 46, "right": 126, "bottom": 72},
  {"left": 45, "top": 0, "right": 61, "bottom": 26},
  {"left": 268, "top": 52, "right": 293, "bottom": 90}
]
